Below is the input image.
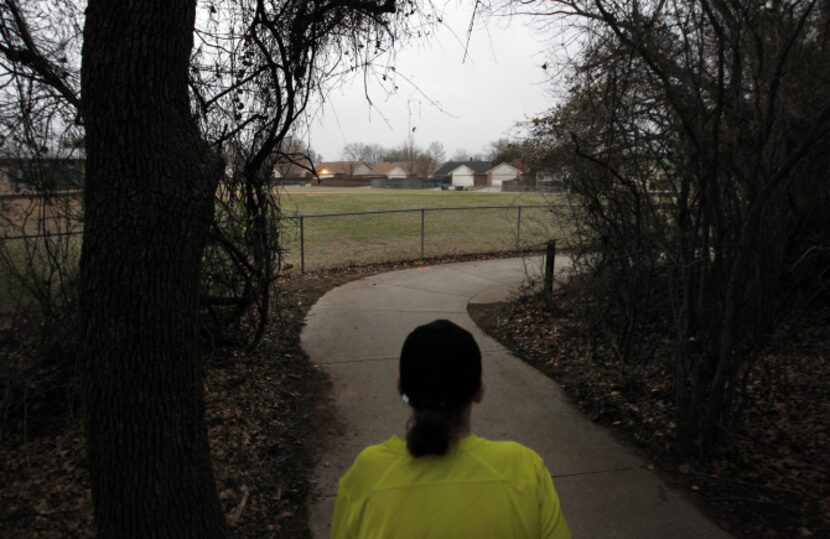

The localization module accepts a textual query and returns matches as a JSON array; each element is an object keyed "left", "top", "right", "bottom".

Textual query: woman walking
[{"left": 331, "top": 319, "right": 571, "bottom": 538}]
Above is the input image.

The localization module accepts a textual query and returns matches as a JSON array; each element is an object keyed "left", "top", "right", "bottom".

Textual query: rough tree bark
[{"left": 80, "top": 1, "right": 227, "bottom": 536}]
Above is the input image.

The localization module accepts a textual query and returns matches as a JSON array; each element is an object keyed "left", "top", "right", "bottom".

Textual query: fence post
[
  {"left": 516, "top": 205, "right": 522, "bottom": 250},
  {"left": 299, "top": 216, "right": 305, "bottom": 274},
  {"left": 544, "top": 239, "right": 556, "bottom": 302},
  {"left": 420, "top": 208, "right": 425, "bottom": 259}
]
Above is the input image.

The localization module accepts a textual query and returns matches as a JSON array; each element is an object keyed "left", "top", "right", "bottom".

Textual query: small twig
[
  {"left": 462, "top": 1, "right": 481, "bottom": 63},
  {"left": 228, "top": 485, "right": 250, "bottom": 526}
]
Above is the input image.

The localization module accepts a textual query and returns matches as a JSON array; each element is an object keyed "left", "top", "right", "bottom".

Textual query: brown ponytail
[
  {"left": 399, "top": 320, "right": 482, "bottom": 458},
  {"left": 406, "top": 406, "right": 462, "bottom": 457}
]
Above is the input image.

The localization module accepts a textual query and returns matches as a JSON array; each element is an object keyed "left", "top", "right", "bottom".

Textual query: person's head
[{"left": 399, "top": 319, "right": 483, "bottom": 457}]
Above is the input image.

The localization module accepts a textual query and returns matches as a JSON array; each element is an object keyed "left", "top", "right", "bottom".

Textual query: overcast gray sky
[{"left": 307, "top": 4, "right": 556, "bottom": 161}]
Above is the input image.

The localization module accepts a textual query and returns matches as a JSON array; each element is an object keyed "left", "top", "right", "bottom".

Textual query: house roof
[
  {"left": 433, "top": 160, "right": 494, "bottom": 176},
  {"left": 368, "top": 161, "right": 410, "bottom": 176},
  {"left": 316, "top": 161, "right": 368, "bottom": 175},
  {"left": 487, "top": 162, "right": 523, "bottom": 174}
]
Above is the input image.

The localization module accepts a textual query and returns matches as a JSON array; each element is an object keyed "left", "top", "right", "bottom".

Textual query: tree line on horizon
[{"left": 335, "top": 137, "right": 531, "bottom": 173}]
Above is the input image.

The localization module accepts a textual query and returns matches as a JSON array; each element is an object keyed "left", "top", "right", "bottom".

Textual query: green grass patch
[
  {"left": 1, "top": 188, "right": 575, "bottom": 310},
  {"left": 277, "top": 186, "right": 562, "bottom": 215},
  {"left": 275, "top": 188, "right": 574, "bottom": 271}
]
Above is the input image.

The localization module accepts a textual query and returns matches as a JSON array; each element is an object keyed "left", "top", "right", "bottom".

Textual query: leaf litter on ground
[{"left": 469, "top": 290, "right": 830, "bottom": 539}]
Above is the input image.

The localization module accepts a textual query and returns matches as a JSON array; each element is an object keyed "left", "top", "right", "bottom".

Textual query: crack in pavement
[
  {"left": 443, "top": 265, "right": 523, "bottom": 285},
  {"left": 553, "top": 465, "right": 646, "bottom": 479},
  {"left": 362, "top": 279, "right": 475, "bottom": 299}
]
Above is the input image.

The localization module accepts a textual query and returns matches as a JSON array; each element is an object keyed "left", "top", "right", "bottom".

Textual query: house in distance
[
  {"left": 316, "top": 161, "right": 370, "bottom": 179},
  {"left": 432, "top": 160, "right": 521, "bottom": 189},
  {"left": 367, "top": 161, "right": 410, "bottom": 179}
]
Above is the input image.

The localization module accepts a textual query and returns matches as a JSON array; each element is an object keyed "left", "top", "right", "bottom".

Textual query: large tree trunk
[{"left": 80, "top": 1, "right": 227, "bottom": 536}]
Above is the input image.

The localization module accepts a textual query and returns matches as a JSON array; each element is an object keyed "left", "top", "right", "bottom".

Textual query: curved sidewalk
[{"left": 301, "top": 257, "right": 730, "bottom": 538}]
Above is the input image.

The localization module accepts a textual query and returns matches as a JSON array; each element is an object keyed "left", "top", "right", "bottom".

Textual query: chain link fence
[
  {"left": 1, "top": 204, "right": 574, "bottom": 308},
  {"left": 278, "top": 204, "right": 574, "bottom": 272}
]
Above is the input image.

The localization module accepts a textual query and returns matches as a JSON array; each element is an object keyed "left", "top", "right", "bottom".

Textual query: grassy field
[
  {"left": 276, "top": 186, "right": 573, "bottom": 271},
  {"left": 277, "top": 186, "right": 556, "bottom": 214},
  {"left": 0, "top": 187, "right": 574, "bottom": 310}
]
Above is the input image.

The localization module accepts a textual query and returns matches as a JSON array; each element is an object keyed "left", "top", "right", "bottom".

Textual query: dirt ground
[
  {"left": 469, "top": 292, "right": 830, "bottom": 539},
  {"left": 0, "top": 278, "right": 336, "bottom": 537}
]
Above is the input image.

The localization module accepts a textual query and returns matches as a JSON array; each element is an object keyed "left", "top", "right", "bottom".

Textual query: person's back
[
  {"left": 332, "top": 434, "right": 568, "bottom": 539},
  {"left": 331, "top": 319, "right": 571, "bottom": 539}
]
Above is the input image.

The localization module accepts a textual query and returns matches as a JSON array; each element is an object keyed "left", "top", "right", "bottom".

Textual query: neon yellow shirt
[{"left": 331, "top": 434, "right": 571, "bottom": 539}]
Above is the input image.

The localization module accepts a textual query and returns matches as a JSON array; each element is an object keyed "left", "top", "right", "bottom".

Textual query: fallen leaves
[
  {"left": 0, "top": 270, "right": 338, "bottom": 538},
  {"left": 469, "top": 292, "right": 830, "bottom": 538}
]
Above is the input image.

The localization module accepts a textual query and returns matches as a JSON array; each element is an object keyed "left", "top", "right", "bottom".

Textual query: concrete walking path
[{"left": 301, "top": 257, "right": 730, "bottom": 538}]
